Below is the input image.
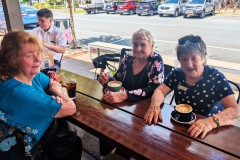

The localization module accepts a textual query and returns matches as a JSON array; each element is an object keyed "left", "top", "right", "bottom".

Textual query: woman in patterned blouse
[
  {"left": 99, "top": 28, "right": 164, "bottom": 103},
  {"left": 144, "top": 35, "right": 238, "bottom": 139}
]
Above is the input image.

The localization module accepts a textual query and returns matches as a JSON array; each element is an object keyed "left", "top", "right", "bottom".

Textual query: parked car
[
  {"left": 158, "top": 0, "right": 187, "bottom": 17},
  {"left": 83, "top": 0, "right": 105, "bottom": 14},
  {"left": 0, "top": 3, "right": 38, "bottom": 27},
  {"left": 136, "top": 0, "right": 160, "bottom": 16},
  {"left": 183, "top": 0, "right": 215, "bottom": 18},
  {"left": 105, "top": 1, "right": 119, "bottom": 14},
  {"left": 117, "top": 0, "right": 138, "bottom": 15}
]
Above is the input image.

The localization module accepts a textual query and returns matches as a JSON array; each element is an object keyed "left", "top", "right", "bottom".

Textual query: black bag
[{"left": 34, "top": 118, "right": 82, "bottom": 160}]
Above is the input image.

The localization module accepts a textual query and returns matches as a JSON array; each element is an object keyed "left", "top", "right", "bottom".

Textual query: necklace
[
  {"left": 17, "top": 74, "right": 32, "bottom": 85},
  {"left": 132, "top": 66, "right": 146, "bottom": 90}
]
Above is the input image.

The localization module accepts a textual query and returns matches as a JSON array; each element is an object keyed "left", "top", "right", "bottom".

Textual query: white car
[
  {"left": 158, "top": 0, "right": 188, "bottom": 17},
  {"left": 183, "top": 0, "right": 215, "bottom": 18}
]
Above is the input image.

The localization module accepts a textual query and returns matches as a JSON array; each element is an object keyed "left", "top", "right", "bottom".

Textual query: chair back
[
  {"left": 163, "top": 64, "right": 175, "bottom": 105},
  {"left": 164, "top": 64, "right": 174, "bottom": 79},
  {"left": 228, "top": 80, "right": 240, "bottom": 104}
]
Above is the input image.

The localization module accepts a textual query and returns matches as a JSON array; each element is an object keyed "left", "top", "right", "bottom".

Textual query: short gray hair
[
  {"left": 131, "top": 28, "right": 155, "bottom": 47},
  {"left": 176, "top": 35, "right": 207, "bottom": 64}
]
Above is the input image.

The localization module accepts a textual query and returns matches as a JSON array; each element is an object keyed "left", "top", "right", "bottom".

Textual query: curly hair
[
  {"left": 176, "top": 35, "right": 207, "bottom": 64},
  {"left": 0, "top": 31, "right": 43, "bottom": 80},
  {"left": 131, "top": 28, "right": 155, "bottom": 47}
]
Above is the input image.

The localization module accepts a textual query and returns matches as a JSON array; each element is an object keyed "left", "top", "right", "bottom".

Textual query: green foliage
[
  {"left": 21, "top": 0, "right": 28, "bottom": 4},
  {"left": 33, "top": 3, "right": 52, "bottom": 9}
]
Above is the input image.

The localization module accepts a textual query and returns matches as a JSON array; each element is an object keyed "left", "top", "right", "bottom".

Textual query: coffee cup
[
  {"left": 174, "top": 104, "right": 193, "bottom": 122},
  {"left": 107, "top": 81, "right": 122, "bottom": 92},
  {"left": 66, "top": 77, "right": 77, "bottom": 99}
]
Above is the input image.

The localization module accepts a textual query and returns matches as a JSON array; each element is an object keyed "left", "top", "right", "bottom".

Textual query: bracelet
[{"left": 212, "top": 116, "right": 220, "bottom": 128}]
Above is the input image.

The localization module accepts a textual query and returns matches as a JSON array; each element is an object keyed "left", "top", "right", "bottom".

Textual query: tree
[{"left": 66, "top": 0, "right": 77, "bottom": 49}]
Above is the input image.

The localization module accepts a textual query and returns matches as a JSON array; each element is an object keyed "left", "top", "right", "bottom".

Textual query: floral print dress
[{"left": 112, "top": 52, "right": 164, "bottom": 101}]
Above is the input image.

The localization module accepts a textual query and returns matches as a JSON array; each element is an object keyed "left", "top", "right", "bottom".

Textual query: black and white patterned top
[
  {"left": 112, "top": 52, "right": 164, "bottom": 102},
  {"left": 164, "top": 65, "right": 234, "bottom": 117}
]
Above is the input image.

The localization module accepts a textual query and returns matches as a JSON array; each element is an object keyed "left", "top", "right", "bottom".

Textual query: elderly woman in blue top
[
  {"left": 0, "top": 31, "right": 81, "bottom": 159},
  {"left": 99, "top": 28, "right": 164, "bottom": 104},
  {"left": 144, "top": 35, "right": 238, "bottom": 139}
]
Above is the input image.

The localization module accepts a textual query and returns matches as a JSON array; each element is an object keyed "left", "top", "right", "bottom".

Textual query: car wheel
[
  {"left": 159, "top": 14, "right": 163, "bottom": 17},
  {"left": 87, "top": 10, "right": 91, "bottom": 14},
  {"left": 106, "top": 12, "right": 109, "bottom": 14},
  {"left": 138, "top": 13, "right": 141, "bottom": 16},
  {"left": 129, "top": 9, "right": 134, "bottom": 15},
  {"left": 200, "top": 10, "right": 205, "bottom": 18},
  {"left": 174, "top": 9, "right": 179, "bottom": 17},
  {"left": 94, "top": 9, "right": 99, "bottom": 14},
  {"left": 183, "top": 14, "right": 187, "bottom": 18},
  {"left": 120, "top": 13, "right": 123, "bottom": 15},
  {"left": 211, "top": 8, "right": 215, "bottom": 15},
  {"left": 148, "top": 9, "right": 154, "bottom": 16}
]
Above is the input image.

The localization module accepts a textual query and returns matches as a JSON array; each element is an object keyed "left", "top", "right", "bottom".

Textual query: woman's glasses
[{"left": 178, "top": 36, "right": 202, "bottom": 45}]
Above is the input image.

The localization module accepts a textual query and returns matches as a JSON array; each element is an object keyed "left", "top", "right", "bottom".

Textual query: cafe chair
[
  {"left": 228, "top": 80, "right": 240, "bottom": 104},
  {"left": 164, "top": 64, "right": 175, "bottom": 105},
  {"left": 92, "top": 48, "right": 131, "bottom": 80}
]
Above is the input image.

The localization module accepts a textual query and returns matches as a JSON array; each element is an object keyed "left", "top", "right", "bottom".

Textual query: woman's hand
[
  {"left": 52, "top": 96, "right": 65, "bottom": 104},
  {"left": 187, "top": 117, "right": 216, "bottom": 139},
  {"left": 103, "top": 91, "right": 127, "bottom": 104},
  {"left": 99, "top": 72, "right": 110, "bottom": 85},
  {"left": 49, "top": 78, "right": 63, "bottom": 94},
  {"left": 144, "top": 105, "right": 162, "bottom": 125}
]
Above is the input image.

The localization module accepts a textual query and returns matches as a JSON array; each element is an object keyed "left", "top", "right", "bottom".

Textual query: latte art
[
  {"left": 175, "top": 104, "right": 192, "bottom": 113},
  {"left": 107, "top": 81, "right": 122, "bottom": 92}
]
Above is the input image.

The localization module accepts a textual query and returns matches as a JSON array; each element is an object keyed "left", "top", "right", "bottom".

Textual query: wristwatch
[{"left": 212, "top": 116, "right": 220, "bottom": 128}]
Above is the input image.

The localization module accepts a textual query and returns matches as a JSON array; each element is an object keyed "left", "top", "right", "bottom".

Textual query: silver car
[
  {"left": 158, "top": 0, "right": 188, "bottom": 17},
  {"left": 183, "top": 0, "right": 215, "bottom": 18}
]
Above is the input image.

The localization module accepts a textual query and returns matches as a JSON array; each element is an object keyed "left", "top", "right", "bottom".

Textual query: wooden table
[{"left": 61, "top": 70, "right": 240, "bottom": 159}]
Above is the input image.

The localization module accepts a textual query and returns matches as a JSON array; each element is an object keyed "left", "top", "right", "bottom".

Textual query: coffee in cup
[
  {"left": 175, "top": 104, "right": 192, "bottom": 113},
  {"left": 107, "top": 81, "right": 122, "bottom": 92},
  {"left": 174, "top": 104, "right": 193, "bottom": 122}
]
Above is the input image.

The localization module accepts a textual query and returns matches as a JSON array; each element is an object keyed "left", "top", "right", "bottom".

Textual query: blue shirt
[
  {"left": 0, "top": 72, "right": 61, "bottom": 155},
  {"left": 164, "top": 65, "right": 234, "bottom": 117}
]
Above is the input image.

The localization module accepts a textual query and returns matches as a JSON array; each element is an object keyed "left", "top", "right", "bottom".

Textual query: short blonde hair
[
  {"left": 131, "top": 28, "right": 155, "bottom": 47},
  {"left": 0, "top": 31, "right": 43, "bottom": 80}
]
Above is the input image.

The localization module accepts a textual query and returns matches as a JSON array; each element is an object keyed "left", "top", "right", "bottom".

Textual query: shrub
[{"left": 33, "top": 3, "right": 52, "bottom": 9}]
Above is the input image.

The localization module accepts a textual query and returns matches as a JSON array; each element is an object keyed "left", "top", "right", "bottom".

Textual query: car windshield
[
  {"left": 139, "top": 2, "right": 149, "bottom": 5},
  {"left": 189, "top": 0, "right": 205, "bottom": 4},
  {"left": 165, "top": 0, "right": 179, "bottom": 4},
  {"left": 118, "top": 2, "right": 127, "bottom": 5}
]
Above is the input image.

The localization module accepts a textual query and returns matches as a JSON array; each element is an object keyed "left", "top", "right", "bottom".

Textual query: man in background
[{"left": 32, "top": 8, "right": 66, "bottom": 69}]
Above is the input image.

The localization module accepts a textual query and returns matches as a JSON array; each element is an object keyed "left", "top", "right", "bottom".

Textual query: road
[{"left": 53, "top": 11, "right": 240, "bottom": 63}]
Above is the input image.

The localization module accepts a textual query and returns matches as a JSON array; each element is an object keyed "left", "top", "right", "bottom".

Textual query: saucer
[
  {"left": 171, "top": 111, "right": 196, "bottom": 124},
  {"left": 104, "top": 87, "right": 125, "bottom": 94}
]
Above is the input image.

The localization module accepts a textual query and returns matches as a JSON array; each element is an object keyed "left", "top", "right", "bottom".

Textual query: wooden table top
[
  {"left": 61, "top": 70, "right": 240, "bottom": 159},
  {"left": 68, "top": 92, "right": 238, "bottom": 160}
]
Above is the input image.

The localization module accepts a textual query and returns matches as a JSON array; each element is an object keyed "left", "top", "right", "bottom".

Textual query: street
[{"left": 53, "top": 11, "right": 240, "bottom": 63}]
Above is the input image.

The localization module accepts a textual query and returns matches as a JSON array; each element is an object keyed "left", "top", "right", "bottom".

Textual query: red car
[{"left": 117, "top": 0, "right": 138, "bottom": 15}]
